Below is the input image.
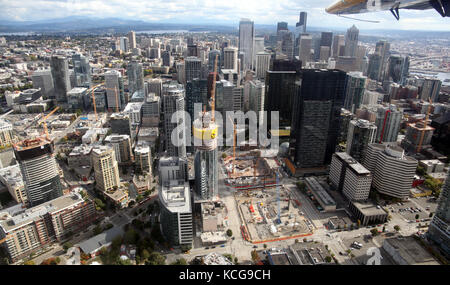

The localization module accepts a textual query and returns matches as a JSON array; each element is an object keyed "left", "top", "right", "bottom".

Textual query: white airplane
[{"left": 326, "top": 0, "right": 450, "bottom": 20}]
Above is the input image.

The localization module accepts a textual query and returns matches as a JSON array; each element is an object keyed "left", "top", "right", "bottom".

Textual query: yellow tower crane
[{"left": 39, "top": 106, "right": 60, "bottom": 140}]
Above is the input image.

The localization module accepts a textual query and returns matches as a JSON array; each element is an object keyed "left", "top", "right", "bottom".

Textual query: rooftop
[
  {"left": 351, "top": 200, "right": 387, "bottom": 216},
  {"left": 79, "top": 226, "right": 124, "bottom": 254},
  {"left": 305, "top": 177, "right": 336, "bottom": 206},
  {"left": 383, "top": 237, "right": 439, "bottom": 265}
]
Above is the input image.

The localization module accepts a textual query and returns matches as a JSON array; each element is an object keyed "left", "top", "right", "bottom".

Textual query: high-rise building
[
  {"left": 105, "top": 70, "right": 125, "bottom": 111},
  {"left": 193, "top": 112, "right": 219, "bottom": 201},
  {"left": 386, "top": 55, "right": 410, "bottom": 85},
  {"left": 332, "top": 35, "right": 345, "bottom": 58},
  {"left": 281, "top": 32, "right": 295, "bottom": 60},
  {"left": 223, "top": 47, "right": 238, "bottom": 72},
  {"left": 346, "top": 119, "right": 377, "bottom": 162},
  {"left": 185, "top": 56, "right": 202, "bottom": 82},
  {"left": 0, "top": 119, "right": 14, "bottom": 148},
  {"left": 277, "top": 22, "right": 289, "bottom": 38},
  {"left": 72, "top": 53, "right": 91, "bottom": 88},
  {"left": 298, "top": 34, "right": 312, "bottom": 67},
  {"left": 428, "top": 169, "right": 450, "bottom": 256},
  {"left": 374, "top": 105, "right": 402, "bottom": 143},
  {"left": 290, "top": 69, "right": 347, "bottom": 168},
  {"left": 401, "top": 120, "right": 435, "bottom": 153},
  {"left": 255, "top": 52, "right": 271, "bottom": 80},
  {"left": 50, "top": 55, "right": 71, "bottom": 103},
  {"left": 146, "top": 78, "right": 163, "bottom": 97},
  {"left": 127, "top": 61, "right": 144, "bottom": 96},
  {"left": 163, "top": 83, "right": 187, "bottom": 158},
  {"left": 32, "top": 70, "right": 54, "bottom": 100},
  {"left": 344, "top": 71, "right": 367, "bottom": 113},
  {"left": 186, "top": 78, "right": 208, "bottom": 122},
  {"left": 296, "top": 12, "right": 307, "bottom": 34},
  {"left": 247, "top": 80, "right": 265, "bottom": 126},
  {"left": 162, "top": 50, "right": 172, "bottom": 67},
  {"left": 320, "top": 32, "right": 333, "bottom": 60},
  {"left": 110, "top": 113, "right": 132, "bottom": 139},
  {"left": 367, "top": 54, "right": 382, "bottom": 81},
  {"left": 345, "top": 25, "right": 359, "bottom": 57},
  {"left": 252, "top": 37, "right": 265, "bottom": 68},
  {"left": 91, "top": 145, "right": 120, "bottom": 192},
  {"left": 120, "top": 37, "right": 130, "bottom": 52},
  {"left": 14, "top": 138, "right": 63, "bottom": 207},
  {"left": 239, "top": 18, "right": 255, "bottom": 71},
  {"left": 134, "top": 143, "right": 152, "bottom": 175},
  {"left": 208, "top": 50, "right": 221, "bottom": 73},
  {"left": 329, "top": 152, "right": 372, "bottom": 201},
  {"left": 128, "top": 31, "right": 136, "bottom": 50},
  {"left": 363, "top": 143, "right": 417, "bottom": 199},
  {"left": 420, "top": 78, "right": 442, "bottom": 102},
  {"left": 141, "top": 93, "right": 160, "bottom": 128},
  {"left": 264, "top": 70, "right": 297, "bottom": 128},
  {"left": 104, "top": 134, "right": 133, "bottom": 164},
  {"left": 374, "top": 40, "right": 390, "bottom": 81}
]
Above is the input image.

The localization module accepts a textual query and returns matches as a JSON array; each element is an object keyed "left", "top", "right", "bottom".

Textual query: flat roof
[
  {"left": 351, "top": 200, "right": 387, "bottom": 216},
  {"left": 384, "top": 237, "right": 439, "bottom": 265},
  {"left": 305, "top": 177, "right": 336, "bottom": 206}
]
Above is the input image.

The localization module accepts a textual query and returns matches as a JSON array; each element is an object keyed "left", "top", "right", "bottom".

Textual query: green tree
[
  {"left": 23, "top": 260, "right": 35, "bottom": 265},
  {"left": 429, "top": 212, "right": 433, "bottom": 218},
  {"left": 93, "top": 225, "right": 103, "bottom": 236},
  {"left": 394, "top": 225, "right": 401, "bottom": 232},
  {"left": 415, "top": 214, "right": 420, "bottom": 220},
  {"left": 325, "top": 256, "right": 332, "bottom": 263},
  {"left": 63, "top": 242, "right": 73, "bottom": 252},
  {"left": 226, "top": 229, "right": 233, "bottom": 237},
  {"left": 263, "top": 244, "right": 267, "bottom": 249},
  {"left": 145, "top": 252, "right": 165, "bottom": 265},
  {"left": 370, "top": 228, "right": 379, "bottom": 236},
  {"left": 170, "top": 258, "right": 187, "bottom": 265}
]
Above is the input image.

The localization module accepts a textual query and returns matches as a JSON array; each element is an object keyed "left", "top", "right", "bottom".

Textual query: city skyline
[{"left": 1, "top": 0, "right": 450, "bottom": 31}]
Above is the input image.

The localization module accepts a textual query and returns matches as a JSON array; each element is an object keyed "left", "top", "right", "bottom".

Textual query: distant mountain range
[{"left": 1, "top": 17, "right": 449, "bottom": 39}]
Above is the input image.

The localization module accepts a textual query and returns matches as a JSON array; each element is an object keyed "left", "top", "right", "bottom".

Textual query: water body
[
  {"left": 410, "top": 71, "right": 450, "bottom": 86},
  {"left": 135, "top": 30, "right": 189, "bottom": 34}
]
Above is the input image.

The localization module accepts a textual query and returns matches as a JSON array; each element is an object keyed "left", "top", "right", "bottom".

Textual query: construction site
[
  {"left": 223, "top": 150, "right": 281, "bottom": 190},
  {"left": 235, "top": 184, "right": 313, "bottom": 244}
]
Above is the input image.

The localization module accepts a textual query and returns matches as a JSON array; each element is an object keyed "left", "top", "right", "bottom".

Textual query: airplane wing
[{"left": 326, "top": 0, "right": 450, "bottom": 20}]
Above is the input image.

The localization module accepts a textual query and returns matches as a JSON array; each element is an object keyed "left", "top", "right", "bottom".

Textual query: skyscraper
[
  {"left": 50, "top": 55, "right": 71, "bottom": 103},
  {"left": 105, "top": 70, "right": 125, "bottom": 111},
  {"left": 128, "top": 31, "right": 136, "bottom": 50},
  {"left": 127, "top": 61, "right": 144, "bottom": 96},
  {"left": 281, "top": 32, "right": 295, "bottom": 60},
  {"left": 193, "top": 111, "right": 219, "bottom": 201},
  {"left": 223, "top": 47, "right": 238, "bottom": 71},
  {"left": 420, "top": 78, "right": 442, "bottom": 101},
  {"left": 72, "top": 53, "right": 91, "bottom": 88},
  {"left": 290, "top": 69, "right": 347, "bottom": 168},
  {"left": 14, "top": 138, "right": 63, "bottom": 207},
  {"left": 120, "top": 37, "right": 130, "bottom": 52},
  {"left": 32, "top": 70, "right": 54, "bottom": 100},
  {"left": 344, "top": 71, "right": 367, "bottom": 113},
  {"left": 255, "top": 52, "right": 271, "bottom": 80},
  {"left": 163, "top": 83, "right": 187, "bottom": 158},
  {"left": 208, "top": 50, "right": 221, "bottom": 73},
  {"left": 386, "top": 55, "right": 410, "bottom": 85},
  {"left": 92, "top": 145, "right": 120, "bottom": 193},
  {"left": 185, "top": 56, "right": 202, "bottom": 82},
  {"left": 363, "top": 143, "right": 417, "bottom": 199},
  {"left": 374, "top": 40, "right": 391, "bottom": 81},
  {"left": 345, "top": 25, "right": 359, "bottom": 57},
  {"left": 239, "top": 18, "right": 255, "bottom": 71},
  {"left": 298, "top": 34, "right": 312, "bottom": 67},
  {"left": 296, "top": 12, "right": 307, "bottom": 34},
  {"left": 428, "top": 169, "right": 450, "bottom": 256},
  {"left": 332, "top": 35, "right": 345, "bottom": 58},
  {"left": 162, "top": 50, "right": 172, "bottom": 67},
  {"left": 252, "top": 37, "right": 265, "bottom": 68},
  {"left": 367, "top": 54, "right": 382, "bottom": 81},
  {"left": 346, "top": 119, "right": 377, "bottom": 162},
  {"left": 374, "top": 105, "right": 402, "bottom": 143},
  {"left": 320, "top": 32, "right": 333, "bottom": 52},
  {"left": 186, "top": 78, "right": 208, "bottom": 122}
]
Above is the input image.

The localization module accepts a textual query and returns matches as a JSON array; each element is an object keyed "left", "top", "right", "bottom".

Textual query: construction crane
[
  {"left": 210, "top": 54, "right": 219, "bottom": 122},
  {"left": 39, "top": 106, "right": 60, "bottom": 140},
  {"left": 276, "top": 172, "right": 281, "bottom": 224},
  {"left": 87, "top": 83, "right": 105, "bottom": 122},
  {"left": 416, "top": 98, "right": 433, "bottom": 153},
  {"left": 233, "top": 122, "right": 237, "bottom": 175}
]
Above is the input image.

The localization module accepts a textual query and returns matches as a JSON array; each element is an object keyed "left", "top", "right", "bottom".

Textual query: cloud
[{"left": 0, "top": 0, "right": 449, "bottom": 30}]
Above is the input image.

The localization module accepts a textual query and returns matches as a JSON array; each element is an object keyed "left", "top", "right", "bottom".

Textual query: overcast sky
[{"left": 1, "top": 0, "right": 449, "bottom": 31}]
